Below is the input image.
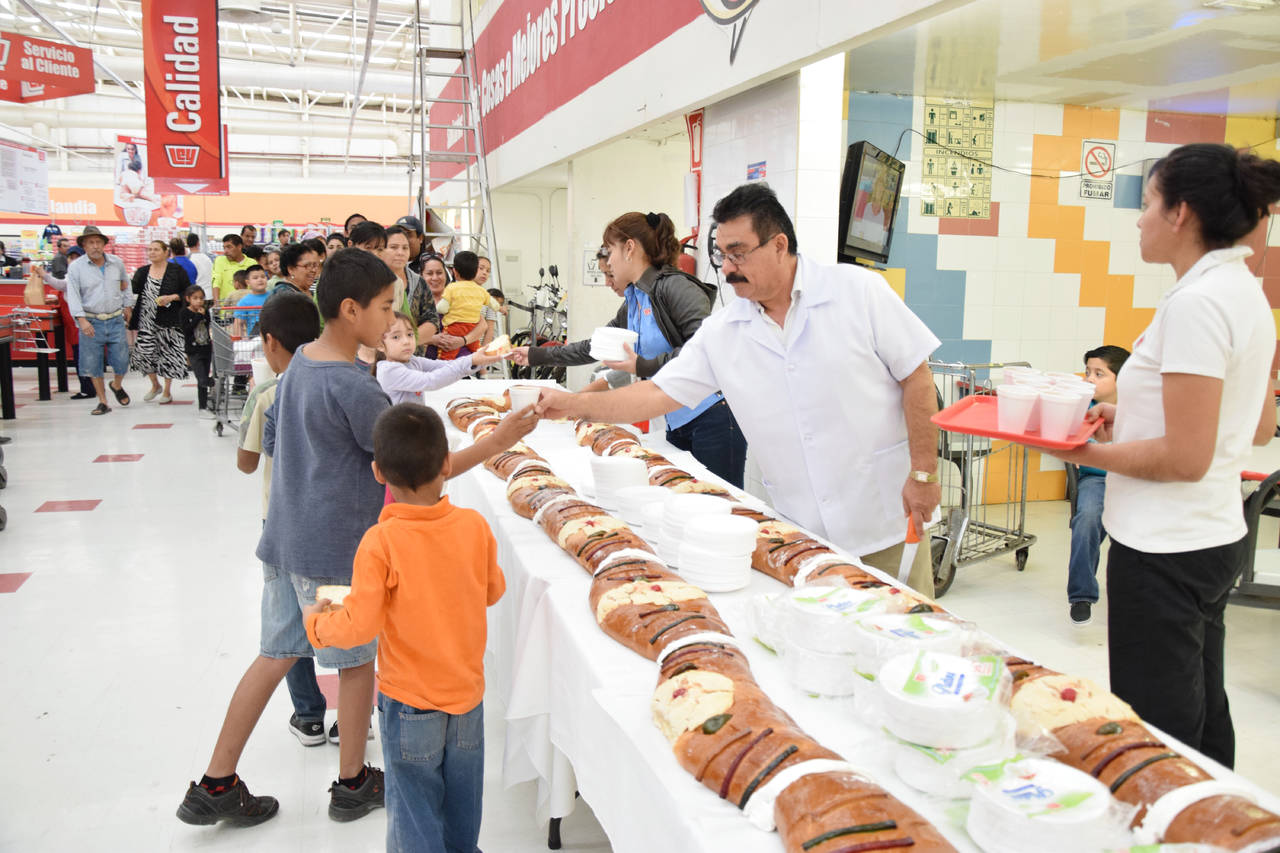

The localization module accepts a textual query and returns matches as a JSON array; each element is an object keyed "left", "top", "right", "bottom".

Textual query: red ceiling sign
[
  {"left": 473, "top": 0, "right": 703, "bottom": 152},
  {"left": 142, "top": 1, "right": 223, "bottom": 180},
  {"left": 0, "top": 30, "right": 95, "bottom": 103}
]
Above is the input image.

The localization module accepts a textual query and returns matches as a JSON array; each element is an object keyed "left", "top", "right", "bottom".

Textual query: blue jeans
[
  {"left": 378, "top": 695, "right": 485, "bottom": 853},
  {"left": 665, "top": 398, "right": 747, "bottom": 489},
  {"left": 1068, "top": 473, "right": 1107, "bottom": 603},
  {"left": 77, "top": 315, "right": 129, "bottom": 378}
]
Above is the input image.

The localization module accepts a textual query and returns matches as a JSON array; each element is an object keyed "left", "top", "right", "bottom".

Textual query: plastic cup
[
  {"left": 1002, "top": 366, "right": 1041, "bottom": 385},
  {"left": 995, "top": 385, "right": 1038, "bottom": 434},
  {"left": 508, "top": 384, "right": 542, "bottom": 412},
  {"left": 251, "top": 357, "right": 274, "bottom": 386},
  {"left": 1055, "top": 382, "right": 1096, "bottom": 428},
  {"left": 1038, "top": 391, "right": 1080, "bottom": 442}
]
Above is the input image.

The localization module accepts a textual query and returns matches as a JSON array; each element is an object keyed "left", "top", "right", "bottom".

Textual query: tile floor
[{"left": 0, "top": 369, "right": 1277, "bottom": 852}]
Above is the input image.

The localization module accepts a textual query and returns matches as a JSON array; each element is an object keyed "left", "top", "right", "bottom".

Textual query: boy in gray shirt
[{"left": 177, "top": 249, "right": 538, "bottom": 829}]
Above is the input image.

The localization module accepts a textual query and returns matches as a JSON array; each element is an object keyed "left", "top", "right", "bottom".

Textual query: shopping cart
[
  {"left": 929, "top": 360, "right": 1038, "bottom": 597},
  {"left": 210, "top": 304, "right": 263, "bottom": 437}
]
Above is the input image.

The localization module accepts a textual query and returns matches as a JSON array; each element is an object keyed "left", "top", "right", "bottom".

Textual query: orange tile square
[
  {"left": 1062, "top": 105, "right": 1093, "bottom": 140},
  {"left": 1080, "top": 241, "right": 1111, "bottom": 274},
  {"left": 1028, "top": 203, "right": 1059, "bottom": 239},
  {"left": 1090, "top": 109, "right": 1120, "bottom": 141},
  {"left": 1030, "top": 175, "right": 1058, "bottom": 205},
  {"left": 1055, "top": 240, "right": 1085, "bottom": 273},
  {"left": 1078, "top": 273, "right": 1108, "bottom": 307},
  {"left": 1058, "top": 206, "right": 1085, "bottom": 240}
]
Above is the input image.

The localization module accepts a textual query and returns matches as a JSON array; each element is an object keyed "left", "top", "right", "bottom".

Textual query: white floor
[{"left": 1, "top": 369, "right": 1277, "bottom": 851}]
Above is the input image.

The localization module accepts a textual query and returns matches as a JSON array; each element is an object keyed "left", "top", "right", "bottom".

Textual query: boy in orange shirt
[{"left": 304, "top": 402, "right": 505, "bottom": 852}]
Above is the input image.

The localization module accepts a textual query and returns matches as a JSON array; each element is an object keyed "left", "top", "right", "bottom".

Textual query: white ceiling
[{"left": 845, "top": 0, "right": 1280, "bottom": 116}]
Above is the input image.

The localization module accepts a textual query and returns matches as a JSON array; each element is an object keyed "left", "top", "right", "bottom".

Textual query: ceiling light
[
  {"left": 220, "top": 0, "right": 272, "bottom": 24},
  {"left": 1202, "top": 0, "right": 1279, "bottom": 9}
]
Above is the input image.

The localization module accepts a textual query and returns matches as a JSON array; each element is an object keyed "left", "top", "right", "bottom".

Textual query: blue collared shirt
[{"left": 65, "top": 253, "right": 129, "bottom": 317}]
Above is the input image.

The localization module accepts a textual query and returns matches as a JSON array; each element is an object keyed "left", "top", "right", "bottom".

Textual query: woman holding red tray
[{"left": 1051, "top": 144, "right": 1280, "bottom": 770}]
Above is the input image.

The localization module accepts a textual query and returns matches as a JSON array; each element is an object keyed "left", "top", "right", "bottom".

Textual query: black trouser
[
  {"left": 188, "top": 347, "right": 212, "bottom": 409},
  {"left": 665, "top": 398, "right": 748, "bottom": 489},
  {"left": 1106, "top": 535, "right": 1247, "bottom": 768}
]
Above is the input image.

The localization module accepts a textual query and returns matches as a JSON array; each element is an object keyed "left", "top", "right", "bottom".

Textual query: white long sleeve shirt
[{"left": 375, "top": 355, "right": 478, "bottom": 404}]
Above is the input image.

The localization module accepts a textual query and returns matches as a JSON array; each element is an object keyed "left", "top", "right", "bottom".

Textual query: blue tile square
[{"left": 1114, "top": 173, "right": 1142, "bottom": 210}]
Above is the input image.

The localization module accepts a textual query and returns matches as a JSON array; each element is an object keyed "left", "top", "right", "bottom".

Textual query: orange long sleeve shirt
[{"left": 305, "top": 499, "right": 506, "bottom": 714}]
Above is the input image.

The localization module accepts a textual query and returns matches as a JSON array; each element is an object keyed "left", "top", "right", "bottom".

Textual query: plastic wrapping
[
  {"left": 1009, "top": 673, "right": 1138, "bottom": 748},
  {"left": 780, "top": 585, "right": 893, "bottom": 654},
  {"left": 848, "top": 611, "right": 980, "bottom": 681},
  {"left": 966, "top": 757, "right": 1138, "bottom": 853},
  {"left": 873, "top": 652, "right": 1012, "bottom": 749},
  {"left": 592, "top": 547, "right": 666, "bottom": 577},
  {"left": 784, "top": 645, "right": 862, "bottom": 697},
  {"left": 891, "top": 713, "right": 1017, "bottom": 799},
  {"left": 747, "top": 592, "right": 783, "bottom": 653}
]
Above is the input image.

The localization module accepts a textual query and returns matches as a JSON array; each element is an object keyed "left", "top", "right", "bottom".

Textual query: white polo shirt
[
  {"left": 653, "top": 254, "right": 939, "bottom": 555},
  {"left": 1103, "top": 246, "right": 1276, "bottom": 553}
]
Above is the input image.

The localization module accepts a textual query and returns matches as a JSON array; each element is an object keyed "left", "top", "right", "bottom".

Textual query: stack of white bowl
[
  {"left": 875, "top": 651, "right": 1013, "bottom": 751},
  {"left": 996, "top": 367, "right": 1096, "bottom": 441},
  {"left": 966, "top": 758, "right": 1132, "bottom": 852},
  {"left": 677, "top": 514, "right": 758, "bottom": 592},
  {"left": 589, "top": 454, "right": 649, "bottom": 510},
  {"left": 656, "top": 493, "right": 731, "bottom": 566},
  {"left": 613, "top": 485, "right": 671, "bottom": 530},
  {"left": 589, "top": 327, "right": 640, "bottom": 361}
]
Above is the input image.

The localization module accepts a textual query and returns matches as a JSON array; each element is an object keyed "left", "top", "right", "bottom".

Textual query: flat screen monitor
[{"left": 837, "top": 140, "right": 905, "bottom": 266}]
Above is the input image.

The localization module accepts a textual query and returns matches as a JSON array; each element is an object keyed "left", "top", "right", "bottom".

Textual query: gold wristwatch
[{"left": 909, "top": 470, "right": 938, "bottom": 483}]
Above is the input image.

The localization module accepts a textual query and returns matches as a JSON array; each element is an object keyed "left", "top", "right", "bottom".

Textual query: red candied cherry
[
  {"left": 672, "top": 688, "right": 687, "bottom": 699},
  {"left": 1060, "top": 687, "right": 1078, "bottom": 702},
  {"left": 651, "top": 584, "right": 662, "bottom": 591}
]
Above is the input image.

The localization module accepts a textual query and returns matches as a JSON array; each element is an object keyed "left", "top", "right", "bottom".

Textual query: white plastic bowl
[{"left": 682, "top": 514, "right": 759, "bottom": 555}]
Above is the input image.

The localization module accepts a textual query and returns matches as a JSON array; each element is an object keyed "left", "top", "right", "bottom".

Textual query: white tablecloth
[{"left": 428, "top": 379, "right": 1280, "bottom": 852}]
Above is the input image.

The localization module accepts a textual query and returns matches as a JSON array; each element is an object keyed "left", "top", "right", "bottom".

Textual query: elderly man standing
[
  {"left": 65, "top": 226, "right": 132, "bottom": 415},
  {"left": 537, "top": 183, "right": 942, "bottom": 595}
]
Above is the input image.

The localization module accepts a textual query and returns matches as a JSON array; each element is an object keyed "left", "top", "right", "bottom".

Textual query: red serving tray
[{"left": 931, "top": 394, "right": 1102, "bottom": 450}]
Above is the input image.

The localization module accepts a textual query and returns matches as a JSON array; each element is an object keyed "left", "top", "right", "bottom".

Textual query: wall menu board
[{"left": 0, "top": 138, "right": 50, "bottom": 215}]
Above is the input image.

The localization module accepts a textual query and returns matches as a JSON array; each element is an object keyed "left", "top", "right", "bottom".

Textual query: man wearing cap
[
  {"left": 396, "top": 215, "right": 432, "bottom": 275},
  {"left": 65, "top": 226, "right": 132, "bottom": 414}
]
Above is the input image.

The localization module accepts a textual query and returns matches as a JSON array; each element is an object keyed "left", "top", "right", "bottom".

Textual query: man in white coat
[{"left": 536, "top": 183, "right": 942, "bottom": 595}]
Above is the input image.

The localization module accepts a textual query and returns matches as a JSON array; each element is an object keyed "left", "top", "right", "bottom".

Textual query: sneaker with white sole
[
  {"left": 328, "top": 721, "right": 376, "bottom": 744},
  {"left": 289, "top": 714, "right": 326, "bottom": 747}
]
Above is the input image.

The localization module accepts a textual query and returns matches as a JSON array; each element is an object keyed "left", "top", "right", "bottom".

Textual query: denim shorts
[
  {"left": 77, "top": 315, "right": 130, "bottom": 378},
  {"left": 259, "top": 565, "right": 376, "bottom": 669}
]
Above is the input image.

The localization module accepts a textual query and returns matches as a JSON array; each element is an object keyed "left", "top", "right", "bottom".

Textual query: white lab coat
[{"left": 653, "top": 254, "right": 939, "bottom": 555}]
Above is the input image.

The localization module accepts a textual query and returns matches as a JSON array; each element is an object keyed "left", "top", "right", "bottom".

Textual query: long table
[{"left": 427, "top": 380, "right": 1280, "bottom": 853}]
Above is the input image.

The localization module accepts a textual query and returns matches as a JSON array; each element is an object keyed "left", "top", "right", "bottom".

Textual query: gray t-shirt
[{"left": 256, "top": 347, "right": 391, "bottom": 580}]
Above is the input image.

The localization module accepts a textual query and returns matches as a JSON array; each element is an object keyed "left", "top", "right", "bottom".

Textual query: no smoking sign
[{"left": 1080, "top": 139, "right": 1116, "bottom": 201}]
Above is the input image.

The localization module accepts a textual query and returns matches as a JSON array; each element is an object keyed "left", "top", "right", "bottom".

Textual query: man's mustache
[{"left": 726, "top": 273, "right": 748, "bottom": 284}]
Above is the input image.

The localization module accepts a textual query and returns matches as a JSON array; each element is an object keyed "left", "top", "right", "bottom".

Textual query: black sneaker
[
  {"left": 328, "top": 765, "right": 385, "bottom": 822},
  {"left": 1070, "top": 601, "right": 1093, "bottom": 626},
  {"left": 328, "top": 720, "right": 376, "bottom": 744},
  {"left": 289, "top": 714, "right": 326, "bottom": 747},
  {"left": 176, "top": 778, "right": 279, "bottom": 827}
]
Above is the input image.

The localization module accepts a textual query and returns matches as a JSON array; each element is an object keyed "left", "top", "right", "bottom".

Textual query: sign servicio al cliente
[{"left": 0, "top": 30, "right": 95, "bottom": 103}]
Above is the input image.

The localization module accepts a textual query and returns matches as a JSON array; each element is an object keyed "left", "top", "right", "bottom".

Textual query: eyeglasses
[
  {"left": 298, "top": 261, "right": 322, "bottom": 270},
  {"left": 709, "top": 241, "right": 768, "bottom": 269}
]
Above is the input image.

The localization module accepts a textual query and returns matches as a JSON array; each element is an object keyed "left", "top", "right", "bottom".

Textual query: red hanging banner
[
  {"left": 0, "top": 30, "right": 95, "bottom": 103},
  {"left": 142, "top": 0, "right": 222, "bottom": 180}
]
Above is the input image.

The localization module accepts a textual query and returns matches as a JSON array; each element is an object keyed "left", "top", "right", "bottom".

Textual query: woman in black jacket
[
  {"left": 512, "top": 211, "right": 747, "bottom": 487},
  {"left": 129, "top": 240, "right": 191, "bottom": 403}
]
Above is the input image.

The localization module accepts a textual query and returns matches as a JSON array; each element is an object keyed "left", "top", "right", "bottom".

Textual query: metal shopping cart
[
  {"left": 210, "top": 304, "right": 263, "bottom": 436},
  {"left": 929, "top": 360, "right": 1038, "bottom": 596}
]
